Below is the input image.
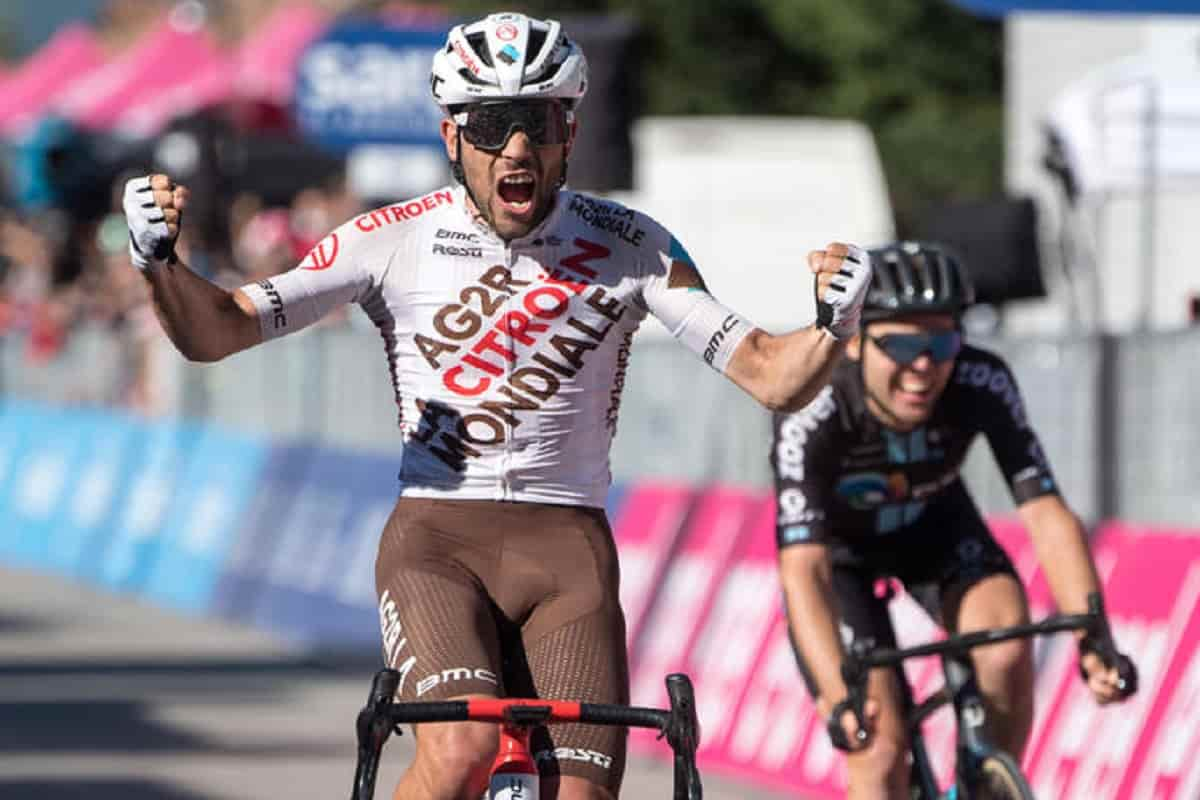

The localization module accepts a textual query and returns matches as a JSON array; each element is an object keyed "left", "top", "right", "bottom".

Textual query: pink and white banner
[{"left": 610, "top": 482, "right": 696, "bottom": 654}]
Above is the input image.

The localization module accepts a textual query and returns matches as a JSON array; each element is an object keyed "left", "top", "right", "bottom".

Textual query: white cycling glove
[
  {"left": 815, "top": 244, "right": 872, "bottom": 340},
  {"left": 123, "top": 175, "right": 178, "bottom": 271}
]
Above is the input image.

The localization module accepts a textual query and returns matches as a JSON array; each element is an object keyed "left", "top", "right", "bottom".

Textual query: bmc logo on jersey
[{"left": 300, "top": 232, "right": 340, "bottom": 271}]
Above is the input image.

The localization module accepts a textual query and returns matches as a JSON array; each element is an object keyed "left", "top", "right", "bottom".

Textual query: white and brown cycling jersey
[{"left": 240, "top": 185, "right": 753, "bottom": 507}]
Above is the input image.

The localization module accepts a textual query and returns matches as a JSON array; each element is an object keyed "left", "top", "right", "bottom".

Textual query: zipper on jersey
[{"left": 498, "top": 242, "right": 516, "bottom": 501}]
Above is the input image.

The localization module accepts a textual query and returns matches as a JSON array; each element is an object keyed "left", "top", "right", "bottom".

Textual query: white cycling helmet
[{"left": 430, "top": 12, "right": 588, "bottom": 111}]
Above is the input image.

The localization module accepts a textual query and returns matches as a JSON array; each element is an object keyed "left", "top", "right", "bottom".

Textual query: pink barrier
[
  {"left": 618, "top": 487, "right": 1200, "bottom": 799},
  {"left": 1024, "top": 524, "right": 1200, "bottom": 799},
  {"left": 610, "top": 482, "right": 696, "bottom": 654},
  {"left": 622, "top": 486, "right": 769, "bottom": 758}
]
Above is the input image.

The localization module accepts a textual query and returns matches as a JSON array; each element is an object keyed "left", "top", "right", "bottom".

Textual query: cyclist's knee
[
  {"left": 974, "top": 638, "right": 1034, "bottom": 690},
  {"left": 849, "top": 734, "right": 902, "bottom": 786},
  {"left": 413, "top": 719, "right": 498, "bottom": 789},
  {"left": 847, "top": 732, "right": 909, "bottom": 795}
]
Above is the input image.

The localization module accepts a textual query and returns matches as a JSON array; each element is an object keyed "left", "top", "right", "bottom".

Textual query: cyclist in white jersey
[{"left": 123, "top": 12, "right": 873, "bottom": 800}]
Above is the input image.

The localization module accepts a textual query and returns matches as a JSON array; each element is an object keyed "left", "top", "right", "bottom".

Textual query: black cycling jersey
[{"left": 771, "top": 344, "right": 1058, "bottom": 550}]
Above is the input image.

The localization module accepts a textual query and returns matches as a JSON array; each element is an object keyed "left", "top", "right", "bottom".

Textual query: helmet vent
[{"left": 465, "top": 32, "right": 494, "bottom": 68}]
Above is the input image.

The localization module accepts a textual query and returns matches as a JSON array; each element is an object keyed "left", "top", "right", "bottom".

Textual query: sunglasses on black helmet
[
  {"left": 454, "top": 100, "right": 570, "bottom": 150},
  {"left": 867, "top": 331, "right": 963, "bottom": 365}
]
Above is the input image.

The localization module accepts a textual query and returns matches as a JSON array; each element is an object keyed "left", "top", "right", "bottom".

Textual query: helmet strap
[{"left": 453, "top": 128, "right": 492, "bottom": 226}]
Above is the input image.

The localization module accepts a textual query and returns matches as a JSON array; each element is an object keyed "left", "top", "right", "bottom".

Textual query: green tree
[{"left": 448, "top": 0, "right": 1003, "bottom": 235}]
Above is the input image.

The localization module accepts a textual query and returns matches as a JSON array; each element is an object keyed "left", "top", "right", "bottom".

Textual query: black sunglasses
[
  {"left": 867, "top": 331, "right": 963, "bottom": 365},
  {"left": 457, "top": 100, "right": 569, "bottom": 150}
]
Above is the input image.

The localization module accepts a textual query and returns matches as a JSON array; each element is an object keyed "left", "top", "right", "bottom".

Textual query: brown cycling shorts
[{"left": 375, "top": 497, "right": 629, "bottom": 793}]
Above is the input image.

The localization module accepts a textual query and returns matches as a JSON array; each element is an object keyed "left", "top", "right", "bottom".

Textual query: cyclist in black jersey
[{"left": 771, "top": 242, "right": 1131, "bottom": 799}]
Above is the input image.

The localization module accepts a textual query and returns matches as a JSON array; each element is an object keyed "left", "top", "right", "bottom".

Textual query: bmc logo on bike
[{"left": 415, "top": 667, "right": 498, "bottom": 696}]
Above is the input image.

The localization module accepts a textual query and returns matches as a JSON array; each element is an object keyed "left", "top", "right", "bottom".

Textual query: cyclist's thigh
[
  {"left": 496, "top": 504, "right": 628, "bottom": 796},
  {"left": 787, "top": 564, "right": 900, "bottom": 696},
  {"left": 898, "top": 482, "right": 1026, "bottom": 631},
  {"left": 375, "top": 498, "right": 506, "bottom": 702}
]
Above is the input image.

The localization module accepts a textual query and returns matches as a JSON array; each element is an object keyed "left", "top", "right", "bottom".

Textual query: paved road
[{"left": 0, "top": 567, "right": 795, "bottom": 799}]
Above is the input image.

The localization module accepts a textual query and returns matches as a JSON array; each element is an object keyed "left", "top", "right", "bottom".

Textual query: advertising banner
[
  {"left": 610, "top": 482, "right": 696, "bottom": 653},
  {"left": 627, "top": 486, "right": 768, "bottom": 751},
  {"left": 249, "top": 446, "right": 401, "bottom": 643},
  {"left": 294, "top": 24, "right": 445, "bottom": 152},
  {"left": 142, "top": 427, "right": 268, "bottom": 613},
  {"left": 210, "top": 441, "right": 318, "bottom": 622}
]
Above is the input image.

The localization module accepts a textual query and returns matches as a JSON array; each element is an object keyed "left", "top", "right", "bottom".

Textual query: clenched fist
[
  {"left": 808, "top": 243, "right": 871, "bottom": 340},
  {"left": 123, "top": 174, "right": 189, "bottom": 271}
]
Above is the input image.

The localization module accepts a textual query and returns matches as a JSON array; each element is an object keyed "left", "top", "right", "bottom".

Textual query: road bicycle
[
  {"left": 351, "top": 668, "right": 703, "bottom": 800},
  {"left": 837, "top": 592, "right": 1136, "bottom": 799}
]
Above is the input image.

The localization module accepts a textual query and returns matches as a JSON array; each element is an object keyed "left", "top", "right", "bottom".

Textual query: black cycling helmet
[{"left": 862, "top": 241, "right": 976, "bottom": 323}]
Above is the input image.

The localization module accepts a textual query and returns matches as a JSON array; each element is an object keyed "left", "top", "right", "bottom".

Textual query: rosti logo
[
  {"left": 301, "top": 233, "right": 339, "bottom": 271},
  {"left": 496, "top": 23, "right": 519, "bottom": 41}
]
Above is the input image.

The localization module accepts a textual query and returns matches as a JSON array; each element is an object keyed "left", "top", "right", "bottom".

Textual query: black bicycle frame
[{"left": 840, "top": 592, "right": 1133, "bottom": 799}]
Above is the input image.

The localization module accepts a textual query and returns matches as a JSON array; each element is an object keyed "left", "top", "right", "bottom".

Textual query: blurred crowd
[
  {"left": 0, "top": 0, "right": 425, "bottom": 415},
  {"left": 0, "top": 165, "right": 368, "bottom": 415}
]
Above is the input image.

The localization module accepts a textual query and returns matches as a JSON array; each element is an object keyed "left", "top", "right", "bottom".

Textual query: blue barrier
[
  {"left": 0, "top": 400, "right": 59, "bottom": 562},
  {"left": 93, "top": 420, "right": 204, "bottom": 593},
  {"left": 210, "top": 441, "right": 319, "bottom": 623},
  {"left": 249, "top": 447, "right": 401, "bottom": 643},
  {"left": 142, "top": 426, "right": 268, "bottom": 613},
  {"left": 48, "top": 409, "right": 146, "bottom": 576},
  {"left": 0, "top": 399, "right": 646, "bottom": 654}
]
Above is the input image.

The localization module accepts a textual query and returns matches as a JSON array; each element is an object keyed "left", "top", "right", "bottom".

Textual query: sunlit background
[{"left": 1, "top": 1, "right": 1198, "bottom": 798}]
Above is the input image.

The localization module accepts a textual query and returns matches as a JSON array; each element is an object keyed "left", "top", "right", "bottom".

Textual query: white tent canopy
[{"left": 1046, "top": 37, "right": 1200, "bottom": 196}]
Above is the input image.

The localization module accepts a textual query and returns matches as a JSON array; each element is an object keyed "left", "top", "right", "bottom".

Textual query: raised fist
[
  {"left": 123, "top": 174, "right": 188, "bottom": 271},
  {"left": 809, "top": 243, "right": 871, "bottom": 340}
]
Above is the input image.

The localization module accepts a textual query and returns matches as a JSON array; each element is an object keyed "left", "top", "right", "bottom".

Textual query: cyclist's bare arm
[
  {"left": 1020, "top": 494, "right": 1101, "bottom": 616},
  {"left": 646, "top": 241, "right": 868, "bottom": 412},
  {"left": 143, "top": 263, "right": 263, "bottom": 362},
  {"left": 779, "top": 544, "right": 877, "bottom": 748},
  {"left": 1019, "top": 494, "right": 1124, "bottom": 702},
  {"left": 726, "top": 325, "right": 843, "bottom": 412},
  {"left": 124, "top": 174, "right": 261, "bottom": 362}
]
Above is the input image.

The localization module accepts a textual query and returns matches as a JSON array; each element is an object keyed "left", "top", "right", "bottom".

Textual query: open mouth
[{"left": 497, "top": 173, "right": 536, "bottom": 214}]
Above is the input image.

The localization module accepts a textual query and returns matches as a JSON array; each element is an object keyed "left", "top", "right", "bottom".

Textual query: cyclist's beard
[{"left": 456, "top": 144, "right": 566, "bottom": 240}]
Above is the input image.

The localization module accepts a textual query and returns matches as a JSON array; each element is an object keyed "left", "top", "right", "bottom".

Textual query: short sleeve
[{"left": 771, "top": 385, "right": 842, "bottom": 547}]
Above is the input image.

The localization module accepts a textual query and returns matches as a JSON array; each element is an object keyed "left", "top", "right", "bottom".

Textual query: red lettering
[
  {"left": 435, "top": 190, "right": 453, "bottom": 206},
  {"left": 472, "top": 330, "right": 517, "bottom": 363},
  {"left": 422, "top": 195, "right": 437, "bottom": 211},
  {"left": 391, "top": 205, "right": 409, "bottom": 221},
  {"left": 355, "top": 215, "right": 375, "bottom": 232},
  {"left": 560, "top": 238, "right": 610, "bottom": 279},
  {"left": 524, "top": 286, "right": 570, "bottom": 320},
  {"left": 405, "top": 201, "right": 423, "bottom": 217},
  {"left": 545, "top": 270, "right": 590, "bottom": 296},
  {"left": 301, "top": 233, "right": 340, "bottom": 270},
  {"left": 443, "top": 366, "right": 490, "bottom": 396},
  {"left": 496, "top": 311, "right": 548, "bottom": 346},
  {"left": 463, "top": 353, "right": 503, "bottom": 376}
]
